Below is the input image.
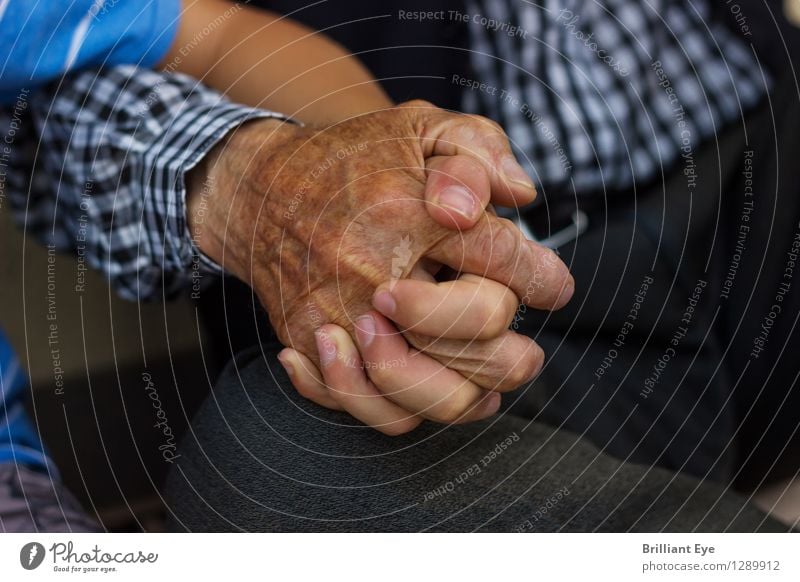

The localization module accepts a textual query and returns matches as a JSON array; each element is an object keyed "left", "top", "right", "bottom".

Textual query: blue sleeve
[{"left": 0, "top": 0, "right": 181, "bottom": 104}]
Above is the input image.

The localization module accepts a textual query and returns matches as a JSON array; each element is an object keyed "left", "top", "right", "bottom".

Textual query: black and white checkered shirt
[
  {"left": 1, "top": 66, "right": 284, "bottom": 301},
  {"left": 465, "top": 0, "right": 767, "bottom": 193},
  {"left": 1, "top": 1, "right": 768, "bottom": 301}
]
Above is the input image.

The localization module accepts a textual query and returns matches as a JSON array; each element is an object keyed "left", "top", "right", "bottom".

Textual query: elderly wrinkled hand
[{"left": 188, "top": 101, "right": 574, "bottom": 432}]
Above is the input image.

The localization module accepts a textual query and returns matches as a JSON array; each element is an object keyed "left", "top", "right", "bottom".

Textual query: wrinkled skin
[{"left": 189, "top": 101, "right": 573, "bottom": 388}]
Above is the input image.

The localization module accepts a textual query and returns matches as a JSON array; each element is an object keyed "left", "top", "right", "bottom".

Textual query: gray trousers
[{"left": 164, "top": 348, "right": 784, "bottom": 532}]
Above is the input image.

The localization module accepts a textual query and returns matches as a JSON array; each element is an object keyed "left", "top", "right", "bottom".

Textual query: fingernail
[
  {"left": 315, "top": 329, "right": 337, "bottom": 367},
  {"left": 437, "top": 186, "right": 477, "bottom": 219},
  {"left": 354, "top": 316, "right": 376, "bottom": 348},
  {"left": 502, "top": 157, "right": 535, "bottom": 190},
  {"left": 372, "top": 290, "right": 397, "bottom": 316},
  {"left": 277, "top": 350, "right": 295, "bottom": 376}
]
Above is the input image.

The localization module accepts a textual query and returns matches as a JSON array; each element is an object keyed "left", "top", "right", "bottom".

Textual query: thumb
[
  {"left": 424, "top": 155, "right": 491, "bottom": 230},
  {"left": 402, "top": 100, "right": 537, "bottom": 209}
]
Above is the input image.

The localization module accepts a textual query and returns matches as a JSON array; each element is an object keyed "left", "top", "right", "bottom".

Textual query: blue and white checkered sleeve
[{"left": 15, "top": 65, "right": 287, "bottom": 301}]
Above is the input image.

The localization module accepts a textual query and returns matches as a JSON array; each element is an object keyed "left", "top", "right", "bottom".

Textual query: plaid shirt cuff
[
  {"left": 6, "top": 66, "right": 291, "bottom": 301},
  {"left": 145, "top": 102, "right": 283, "bottom": 282}
]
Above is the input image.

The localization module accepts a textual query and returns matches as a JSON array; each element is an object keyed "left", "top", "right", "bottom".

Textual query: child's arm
[{"left": 162, "top": 0, "right": 393, "bottom": 124}]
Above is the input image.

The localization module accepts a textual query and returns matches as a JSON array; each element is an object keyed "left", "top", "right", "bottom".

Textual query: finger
[
  {"left": 373, "top": 273, "right": 518, "bottom": 340},
  {"left": 404, "top": 330, "right": 545, "bottom": 392},
  {"left": 315, "top": 325, "right": 422, "bottom": 436},
  {"left": 353, "top": 312, "right": 502, "bottom": 424},
  {"left": 409, "top": 257, "right": 440, "bottom": 281},
  {"left": 402, "top": 100, "right": 537, "bottom": 208},
  {"left": 429, "top": 215, "right": 575, "bottom": 310},
  {"left": 423, "top": 155, "right": 491, "bottom": 229},
  {"left": 277, "top": 348, "right": 343, "bottom": 411}
]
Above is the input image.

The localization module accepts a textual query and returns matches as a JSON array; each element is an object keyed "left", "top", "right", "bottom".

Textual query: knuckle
[
  {"left": 477, "top": 299, "right": 510, "bottom": 339},
  {"left": 494, "top": 339, "right": 543, "bottom": 391},
  {"left": 502, "top": 288, "right": 522, "bottom": 323},
  {"left": 466, "top": 114, "right": 504, "bottom": 134},
  {"left": 528, "top": 248, "right": 570, "bottom": 305},
  {"left": 515, "top": 343, "right": 544, "bottom": 386},
  {"left": 400, "top": 99, "right": 436, "bottom": 111},
  {"left": 486, "top": 220, "right": 523, "bottom": 277},
  {"left": 525, "top": 343, "right": 545, "bottom": 381},
  {"left": 501, "top": 365, "right": 529, "bottom": 391},
  {"left": 540, "top": 247, "right": 566, "bottom": 275},
  {"left": 447, "top": 152, "right": 484, "bottom": 177}
]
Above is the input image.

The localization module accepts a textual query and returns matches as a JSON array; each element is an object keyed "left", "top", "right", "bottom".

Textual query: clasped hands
[{"left": 189, "top": 101, "right": 574, "bottom": 435}]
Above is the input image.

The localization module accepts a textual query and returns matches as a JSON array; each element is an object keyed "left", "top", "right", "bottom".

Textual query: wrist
[{"left": 187, "top": 117, "right": 302, "bottom": 283}]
